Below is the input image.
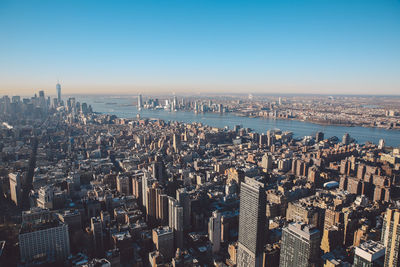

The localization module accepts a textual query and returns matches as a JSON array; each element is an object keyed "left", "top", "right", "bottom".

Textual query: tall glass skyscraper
[
  {"left": 237, "top": 177, "right": 267, "bottom": 267},
  {"left": 56, "top": 82, "right": 61, "bottom": 102},
  {"left": 138, "top": 94, "right": 143, "bottom": 110}
]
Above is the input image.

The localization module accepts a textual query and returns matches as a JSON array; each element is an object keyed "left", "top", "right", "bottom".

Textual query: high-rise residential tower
[
  {"left": 237, "top": 177, "right": 267, "bottom": 267},
  {"left": 381, "top": 208, "right": 400, "bottom": 267},
  {"left": 279, "top": 222, "right": 321, "bottom": 267}
]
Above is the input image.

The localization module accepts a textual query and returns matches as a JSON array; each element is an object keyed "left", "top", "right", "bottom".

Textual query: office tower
[
  {"left": 176, "top": 188, "right": 191, "bottom": 231},
  {"left": 173, "top": 133, "right": 181, "bottom": 152},
  {"left": 67, "top": 97, "right": 76, "bottom": 113},
  {"left": 56, "top": 82, "right": 61, "bottom": 102},
  {"left": 100, "top": 211, "right": 111, "bottom": 227},
  {"left": 138, "top": 94, "right": 143, "bottom": 110},
  {"left": 37, "top": 186, "right": 54, "bottom": 209},
  {"left": 353, "top": 240, "right": 385, "bottom": 267},
  {"left": 261, "top": 153, "right": 273, "bottom": 170},
  {"left": 91, "top": 217, "right": 104, "bottom": 256},
  {"left": 173, "top": 95, "right": 178, "bottom": 109},
  {"left": 1, "top": 95, "right": 10, "bottom": 114},
  {"left": 152, "top": 226, "right": 174, "bottom": 260},
  {"left": 280, "top": 222, "right": 320, "bottom": 267},
  {"left": 316, "top": 131, "right": 324, "bottom": 143},
  {"left": 259, "top": 134, "right": 267, "bottom": 147},
  {"left": 168, "top": 197, "right": 184, "bottom": 249},
  {"left": 19, "top": 216, "right": 70, "bottom": 264},
  {"left": 266, "top": 130, "right": 273, "bottom": 147},
  {"left": 116, "top": 176, "right": 130, "bottom": 195},
  {"left": 208, "top": 211, "right": 221, "bottom": 253},
  {"left": 381, "top": 208, "right": 400, "bottom": 267},
  {"left": 237, "top": 177, "right": 267, "bottom": 267},
  {"left": 152, "top": 160, "right": 165, "bottom": 182},
  {"left": 9, "top": 173, "right": 22, "bottom": 207},
  {"left": 342, "top": 133, "right": 350, "bottom": 145}
]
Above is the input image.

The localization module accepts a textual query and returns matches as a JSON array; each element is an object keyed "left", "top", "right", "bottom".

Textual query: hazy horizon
[{"left": 1, "top": 0, "right": 400, "bottom": 96}]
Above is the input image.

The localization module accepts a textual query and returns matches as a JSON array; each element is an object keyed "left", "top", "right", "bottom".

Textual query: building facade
[
  {"left": 237, "top": 177, "right": 267, "bottom": 267},
  {"left": 279, "top": 222, "right": 320, "bottom": 267}
]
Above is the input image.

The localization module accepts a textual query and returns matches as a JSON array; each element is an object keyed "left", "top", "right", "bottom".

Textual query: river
[{"left": 75, "top": 95, "right": 400, "bottom": 147}]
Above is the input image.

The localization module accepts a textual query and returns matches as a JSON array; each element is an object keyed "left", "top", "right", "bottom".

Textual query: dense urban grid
[{"left": 1, "top": 85, "right": 400, "bottom": 267}]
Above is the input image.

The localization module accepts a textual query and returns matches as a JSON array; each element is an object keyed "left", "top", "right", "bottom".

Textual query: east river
[{"left": 76, "top": 96, "right": 400, "bottom": 147}]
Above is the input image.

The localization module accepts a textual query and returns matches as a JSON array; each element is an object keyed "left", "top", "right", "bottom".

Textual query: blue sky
[{"left": 1, "top": 0, "right": 400, "bottom": 95}]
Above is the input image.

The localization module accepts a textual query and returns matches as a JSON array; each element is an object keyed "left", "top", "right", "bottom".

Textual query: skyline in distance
[{"left": 1, "top": 0, "right": 400, "bottom": 96}]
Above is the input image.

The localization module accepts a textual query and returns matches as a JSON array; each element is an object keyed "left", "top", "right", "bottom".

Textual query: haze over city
[
  {"left": 2, "top": 1, "right": 400, "bottom": 267},
  {"left": 1, "top": 0, "right": 400, "bottom": 95}
]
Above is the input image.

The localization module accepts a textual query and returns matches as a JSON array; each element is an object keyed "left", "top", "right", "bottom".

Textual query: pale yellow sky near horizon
[{"left": 1, "top": 79, "right": 400, "bottom": 96}]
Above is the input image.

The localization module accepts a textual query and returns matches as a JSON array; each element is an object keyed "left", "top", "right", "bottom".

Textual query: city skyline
[
  {"left": 1, "top": 88, "right": 400, "bottom": 266},
  {"left": 1, "top": 0, "right": 400, "bottom": 95}
]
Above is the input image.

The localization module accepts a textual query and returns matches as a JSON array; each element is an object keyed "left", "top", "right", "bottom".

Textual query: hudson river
[{"left": 77, "top": 96, "right": 400, "bottom": 147}]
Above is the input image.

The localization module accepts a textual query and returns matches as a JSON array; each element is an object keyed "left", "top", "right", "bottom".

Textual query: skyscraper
[
  {"left": 279, "top": 222, "right": 321, "bottom": 267},
  {"left": 152, "top": 159, "right": 165, "bottom": 183},
  {"left": 168, "top": 197, "right": 184, "bottom": 249},
  {"left": 138, "top": 94, "right": 143, "bottom": 110},
  {"left": 208, "top": 211, "right": 221, "bottom": 253},
  {"left": 147, "top": 183, "right": 162, "bottom": 226},
  {"left": 237, "top": 177, "right": 267, "bottom": 267},
  {"left": 381, "top": 208, "right": 400, "bottom": 267},
  {"left": 173, "top": 133, "right": 181, "bottom": 152},
  {"left": 176, "top": 188, "right": 191, "bottom": 231},
  {"left": 156, "top": 193, "right": 169, "bottom": 225},
  {"left": 56, "top": 82, "right": 61, "bottom": 102},
  {"left": 91, "top": 217, "right": 104, "bottom": 256}
]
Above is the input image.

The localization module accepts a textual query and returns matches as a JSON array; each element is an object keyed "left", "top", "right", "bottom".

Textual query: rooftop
[
  {"left": 355, "top": 240, "right": 385, "bottom": 262},
  {"left": 154, "top": 226, "right": 173, "bottom": 236},
  {"left": 20, "top": 219, "right": 65, "bottom": 234}
]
